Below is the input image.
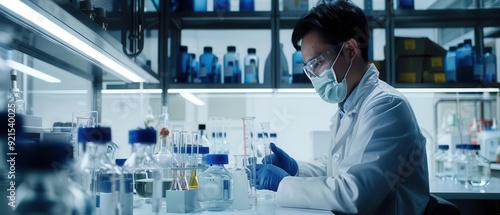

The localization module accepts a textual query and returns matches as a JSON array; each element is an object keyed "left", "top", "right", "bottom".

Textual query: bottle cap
[
  {"left": 257, "top": 133, "right": 263, "bottom": 138},
  {"left": 270, "top": 133, "right": 277, "bottom": 138},
  {"left": 485, "top": 47, "right": 492, "bottom": 53},
  {"left": 455, "top": 144, "right": 466, "bottom": 149},
  {"left": 438, "top": 145, "right": 449, "bottom": 150},
  {"left": 457, "top": 43, "right": 463, "bottom": 48},
  {"left": 190, "top": 53, "right": 196, "bottom": 58},
  {"left": 464, "top": 39, "right": 472, "bottom": 45},
  {"left": 466, "top": 144, "right": 480, "bottom": 150},
  {"left": 203, "top": 47, "right": 212, "bottom": 52},
  {"left": 79, "top": 0, "right": 94, "bottom": 10},
  {"left": 128, "top": 128, "right": 157, "bottom": 144},
  {"left": 198, "top": 124, "right": 206, "bottom": 130},
  {"left": 78, "top": 127, "right": 112, "bottom": 144},
  {"left": 180, "top": 46, "right": 188, "bottom": 52},
  {"left": 227, "top": 46, "right": 236, "bottom": 52},
  {"left": 449, "top": 46, "right": 457, "bottom": 51},
  {"left": 115, "top": 158, "right": 127, "bottom": 167},
  {"left": 17, "top": 141, "right": 73, "bottom": 170},
  {"left": 94, "top": 7, "right": 106, "bottom": 18},
  {"left": 199, "top": 146, "right": 210, "bottom": 154},
  {"left": 248, "top": 48, "right": 256, "bottom": 54},
  {"left": 206, "top": 154, "right": 228, "bottom": 165}
]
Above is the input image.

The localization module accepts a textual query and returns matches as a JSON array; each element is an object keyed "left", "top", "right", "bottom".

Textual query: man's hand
[
  {"left": 263, "top": 142, "right": 298, "bottom": 176},
  {"left": 255, "top": 164, "right": 290, "bottom": 192}
]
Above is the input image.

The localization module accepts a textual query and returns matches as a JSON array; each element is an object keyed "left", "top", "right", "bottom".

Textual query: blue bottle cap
[
  {"left": 455, "top": 144, "right": 466, "bottom": 149},
  {"left": 257, "top": 133, "right": 263, "bottom": 138},
  {"left": 128, "top": 127, "right": 157, "bottom": 145},
  {"left": 206, "top": 154, "right": 228, "bottom": 165},
  {"left": 270, "top": 133, "right": 277, "bottom": 138},
  {"left": 17, "top": 141, "right": 73, "bottom": 170},
  {"left": 78, "top": 127, "right": 112, "bottom": 144},
  {"left": 466, "top": 144, "right": 480, "bottom": 150},
  {"left": 199, "top": 146, "right": 210, "bottom": 154},
  {"left": 115, "top": 158, "right": 127, "bottom": 167},
  {"left": 438, "top": 145, "right": 449, "bottom": 150}
]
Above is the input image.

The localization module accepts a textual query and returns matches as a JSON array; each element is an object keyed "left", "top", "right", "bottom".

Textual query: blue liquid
[
  {"left": 456, "top": 42, "right": 474, "bottom": 82},
  {"left": 239, "top": 0, "right": 254, "bottom": 11},
  {"left": 398, "top": 0, "right": 414, "bottom": 10},
  {"left": 194, "top": 0, "right": 207, "bottom": 12},
  {"left": 199, "top": 50, "right": 218, "bottom": 83},
  {"left": 292, "top": 51, "right": 307, "bottom": 83},
  {"left": 176, "top": 47, "right": 191, "bottom": 83},
  {"left": 223, "top": 49, "right": 240, "bottom": 84},
  {"left": 484, "top": 50, "right": 497, "bottom": 82},
  {"left": 214, "top": 0, "right": 230, "bottom": 11},
  {"left": 445, "top": 48, "right": 456, "bottom": 82}
]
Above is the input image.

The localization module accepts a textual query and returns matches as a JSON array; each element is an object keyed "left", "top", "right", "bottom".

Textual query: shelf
[
  {"left": 170, "top": 12, "right": 272, "bottom": 29},
  {"left": 0, "top": 0, "right": 159, "bottom": 83},
  {"left": 394, "top": 9, "right": 500, "bottom": 28},
  {"left": 279, "top": 10, "right": 386, "bottom": 29},
  {"left": 393, "top": 83, "right": 500, "bottom": 92}
]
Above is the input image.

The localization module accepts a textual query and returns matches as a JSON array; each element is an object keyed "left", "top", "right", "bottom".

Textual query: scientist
[{"left": 255, "top": 0, "right": 430, "bottom": 214}]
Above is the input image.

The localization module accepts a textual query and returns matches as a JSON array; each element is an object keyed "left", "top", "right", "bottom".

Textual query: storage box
[
  {"left": 395, "top": 37, "right": 447, "bottom": 57},
  {"left": 397, "top": 56, "right": 446, "bottom": 83}
]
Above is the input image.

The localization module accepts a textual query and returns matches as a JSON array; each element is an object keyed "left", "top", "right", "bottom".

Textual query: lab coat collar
[{"left": 330, "top": 63, "right": 379, "bottom": 124}]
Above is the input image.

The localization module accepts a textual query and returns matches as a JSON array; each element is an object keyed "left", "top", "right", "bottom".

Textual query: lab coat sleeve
[
  {"left": 275, "top": 96, "right": 427, "bottom": 214},
  {"left": 295, "top": 154, "right": 328, "bottom": 177}
]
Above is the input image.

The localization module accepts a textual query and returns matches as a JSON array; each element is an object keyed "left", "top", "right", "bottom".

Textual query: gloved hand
[
  {"left": 262, "top": 142, "right": 298, "bottom": 176},
  {"left": 255, "top": 164, "right": 290, "bottom": 192}
]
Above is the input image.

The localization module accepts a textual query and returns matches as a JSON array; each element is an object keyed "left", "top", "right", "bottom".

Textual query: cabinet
[{"left": 159, "top": 0, "right": 500, "bottom": 98}]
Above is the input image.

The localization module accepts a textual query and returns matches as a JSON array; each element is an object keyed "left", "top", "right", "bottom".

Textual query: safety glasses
[{"left": 302, "top": 43, "right": 344, "bottom": 79}]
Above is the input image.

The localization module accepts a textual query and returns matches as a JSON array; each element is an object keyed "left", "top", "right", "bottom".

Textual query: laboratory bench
[{"left": 132, "top": 178, "right": 500, "bottom": 215}]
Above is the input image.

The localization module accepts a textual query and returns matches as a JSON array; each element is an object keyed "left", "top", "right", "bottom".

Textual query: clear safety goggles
[{"left": 302, "top": 44, "right": 344, "bottom": 79}]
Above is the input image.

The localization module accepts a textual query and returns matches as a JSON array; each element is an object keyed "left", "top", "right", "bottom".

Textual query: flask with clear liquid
[
  {"left": 435, "top": 145, "right": 454, "bottom": 181},
  {"left": 198, "top": 154, "right": 233, "bottom": 211},
  {"left": 74, "top": 126, "right": 123, "bottom": 215},
  {"left": 464, "top": 144, "right": 491, "bottom": 187}
]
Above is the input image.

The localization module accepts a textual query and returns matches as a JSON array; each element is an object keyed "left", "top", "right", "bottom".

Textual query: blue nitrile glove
[
  {"left": 262, "top": 142, "right": 298, "bottom": 176},
  {"left": 255, "top": 164, "right": 290, "bottom": 192}
]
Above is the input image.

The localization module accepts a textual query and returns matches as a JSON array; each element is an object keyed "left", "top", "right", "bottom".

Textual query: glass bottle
[
  {"left": 397, "top": 0, "right": 414, "bottom": 10},
  {"left": 435, "top": 145, "right": 454, "bottom": 181},
  {"left": 198, "top": 124, "right": 212, "bottom": 147},
  {"left": 464, "top": 144, "right": 491, "bottom": 187},
  {"left": 445, "top": 46, "right": 457, "bottom": 82},
  {"left": 484, "top": 47, "right": 497, "bottom": 83},
  {"left": 8, "top": 70, "right": 25, "bottom": 114},
  {"left": 231, "top": 155, "right": 252, "bottom": 210},
  {"left": 123, "top": 128, "right": 162, "bottom": 214},
  {"left": 214, "top": 0, "right": 230, "bottom": 12},
  {"left": 190, "top": 53, "right": 200, "bottom": 83},
  {"left": 194, "top": 0, "right": 207, "bottom": 12},
  {"left": 239, "top": 0, "right": 254, "bottom": 11},
  {"left": 224, "top": 46, "right": 240, "bottom": 84},
  {"left": 199, "top": 47, "right": 218, "bottom": 83},
  {"left": 453, "top": 144, "right": 467, "bottom": 184},
  {"left": 456, "top": 39, "right": 474, "bottom": 82},
  {"left": 176, "top": 46, "right": 191, "bottom": 83},
  {"left": 198, "top": 154, "right": 233, "bottom": 211},
  {"left": 74, "top": 126, "right": 123, "bottom": 215},
  {"left": 244, "top": 48, "right": 259, "bottom": 84},
  {"left": 15, "top": 142, "right": 93, "bottom": 215}
]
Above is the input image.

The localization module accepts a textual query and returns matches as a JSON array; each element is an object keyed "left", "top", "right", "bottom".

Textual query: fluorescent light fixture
[
  {"left": 276, "top": 88, "right": 315, "bottom": 93},
  {"left": 180, "top": 93, "right": 205, "bottom": 106},
  {"left": 101, "top": 89, "right": 162, "bottom": 94},
  {"left": 28, "top": 90, "right": 87, "bottom": 94},
  {"left": 167, "top": 88, "right": 274, "bottom": 93},
  {"left": 0, "top": 1, "right": 144, "bottom": 82},
  {"left": 397, "top": 88, "right": 500, "bottom": 93},
  {"left": 6, "top": 60, "right": 61, "bottom": 83}
]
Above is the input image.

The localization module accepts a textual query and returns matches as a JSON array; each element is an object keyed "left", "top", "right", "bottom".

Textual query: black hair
[{"left": 291, "top": 0, "right": 370, "bottom": 61}]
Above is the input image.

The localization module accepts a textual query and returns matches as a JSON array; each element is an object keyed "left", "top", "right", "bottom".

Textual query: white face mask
[{"left": 310, "top": 43, "right": 353, "bottom": 104}]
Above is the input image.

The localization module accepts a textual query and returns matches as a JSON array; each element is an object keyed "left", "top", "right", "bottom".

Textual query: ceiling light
[
  {"left": 180, "top": 93, "right": 205, "bottom": 106},
  {"left": 101, "top": 89, "right": 162, "bottom": 94},
  {"left": 167, "top": 88, "right": 274, "bottom": 93},
  {"left": 6, "top": 60, "right": 61, "bottom": 83}
]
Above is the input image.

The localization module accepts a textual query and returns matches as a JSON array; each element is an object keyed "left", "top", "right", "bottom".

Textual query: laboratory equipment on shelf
[
  {"left": 194, "top": 0, "right": 207, "bottom": 12},
  {"left": 199, "top": 47, "right": 218, "bottom": 83},
  {"left": 8, "top": 69, "right": 25, "bottom": 114},
  {"left": 445, "top": 46, "right": 457, "bottom": 82},
  {"left": 223, "top": 46, "right": 241, "bottom": 83},
  {"left": 435, "top": 145, "right": 454, "bottom": 181},
  {"left": 15, "top": 142, "right": 93, "bottom": 215},
  {"left": 239, "top": 0, "right": 254, "bottom": 11},
  {"left": 214, "top": 0, "right": 230, "bottom": 11},
  {"left": 198, "top": 154, "right": 233, "bottom": 211},
  {"left": 190, "top": 53, "right": 200, "bottom": 83},
  {"left": 176, "top": 46, "right": 191, "bottom": 83},
  {"left": 484, "top": 47, "right": 497, "bottom": 83},
  {"left": 397, "top": 0, "right": 414, "bottom": 10},
  {"left": 477, "top": 119, "right": 500, "bottom": 162},
  {"left": 74, "top": 126, "right": 123, "bottom": 215},
  {"left": 456, "top": 39, "right": 474, "bottom": 82},
  {"left": 244, "top": 48, "right": 259, "bottom": 84},
  {"left": 122, "top": 128, "right": 162, "bottom": 214}
]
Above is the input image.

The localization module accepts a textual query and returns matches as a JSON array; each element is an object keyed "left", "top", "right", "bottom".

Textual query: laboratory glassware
[
  {"left": 244, "top": 48, "right": 259, "bottom": 84},
  {"left": 176, "top": 46, "right": 191, "bottom": 83},
  {"left": 260, "top": 121, "right": 272, "bottom": 164},
  {"left": 214, "top": 0, "right": 230, "bottom": 11},
  {"left": 194, "top": 0, "right": 207, "bottom": 11},
  {"left": 484, "top": 47, "right": 497, "bottom": 82},
  {"left": 198, "top": 124, "right": 212, "bottom": 147},
  {"left": 8, "top": 70, "right": 25, "bottom": 114},
  {"left": 122, "top": 128, "right": 162, "bottom": 214},
  {"left": 190, "top": 53, "right": 200, "bottom": 83},
  {"left": 232, "top": 155, "right": 252, "bottom": 210},
  {"left": 240, "top": 0, "right": 254, "bottom": 11},
  {"left": 224, "top": 46, "right": 240, "bottom": 83},
  {"left": 454, "top": 144, "right": 467, "bottom": 184},
  {"left": 464, "top": 144, "right": 491, "bottom": 187},
  {"left": 242, "top": 117, "right": 258, "bottom": 208},
  {"left": 435, "top": 145, "right": 454, "bottom": 181},
  {"left": 198, "top": 154, "right": 233, "bottom": 211},
  {"left": 154, "top": 106, "right": 175, "bottom": 197},
  {"left": 445, "top": 46, "right": 457, "bottom": 82},
  {"left": 15, "top": 142, "right": 93, "bottom": 215},
  {"left": 199, "top": 47, "right": 218, "bottom": 83},
  {"left": 74, "top": 126, "right": 123, "bottom": 215},
  {"left": 456, "top": 39, "right": 474, "bottom": 82}
]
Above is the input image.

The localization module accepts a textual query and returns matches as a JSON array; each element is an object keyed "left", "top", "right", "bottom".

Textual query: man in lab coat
[{"left": 255, "top": 0, "right": 430, "bottom": 214}]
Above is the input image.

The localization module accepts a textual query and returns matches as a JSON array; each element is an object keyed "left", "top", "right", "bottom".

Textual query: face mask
[{"left": 310, "top": 43, "right": 353, "bottom": 104}]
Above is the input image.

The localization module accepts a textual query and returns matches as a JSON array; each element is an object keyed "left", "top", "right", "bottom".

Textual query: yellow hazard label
[{"left": 404, "top": 39, "right": 416, "bottom": 50}]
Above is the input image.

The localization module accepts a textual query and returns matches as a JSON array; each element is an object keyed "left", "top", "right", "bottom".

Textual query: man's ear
[{"left": 345, "top": 38, "right": 358, "bottom": 60}]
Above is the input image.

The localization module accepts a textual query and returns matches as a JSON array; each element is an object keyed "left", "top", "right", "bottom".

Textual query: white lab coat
[{"left": 275, "top": 64, "right": 430, "bottom": 215}]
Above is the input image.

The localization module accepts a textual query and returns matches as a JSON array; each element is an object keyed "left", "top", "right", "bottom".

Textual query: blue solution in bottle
[
  {"left": 170, "top": 0, "right": 178, "bottom": 11},
  {"left": 292, "top": 51, "right": 308, "bottom": 83},
  {"left": 239, "top": 0, "right": 254, "bottom": 11},
  {"left": 190, "top": 53, "right": 200, "bottom": 83},
  {"left": 223, "top": 46, "right": 240, "bottom": 84},
  {"left": 398, "top": 0, "right": 414, "bottom": 10},
  {"left": 456, "top": 40, "right": 474, "bottom": 82},
  {"left": 445, "top": 46, "right": 457, "bottom": 82},
  {"left": 214, "top": 0, "right": 230, "bottom": 12},
  {"left": 484, "top": 47, "right": 497, "bottom": 83},
  {"left": 176, "top": 46, "right": 191, "bottom": 83},
  {"left": 244, "top": 48, "right": 259, "bottom": 84},
  {"left": 199, "top": 46, "right": 217, "bottom": 83},
  {"left": 473, "top": 46, "right": 484, "bottom": 81},
  {"left": 194, "top": 0, "right": 207, "bottom": 12}
]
